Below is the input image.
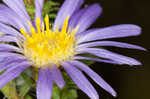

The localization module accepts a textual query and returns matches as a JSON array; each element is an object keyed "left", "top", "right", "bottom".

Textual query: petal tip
[
  {"left": 129, "top": 61, "right": 142, "bottom": 66},
  {"left": 129, "top": 24, "right": 142, "bottom": 36},
  {"left": 93, "top": 3, "right": 103, "bottom": 13},
  {"left": 58, "top": 82, "right": 66, "bottom": 89},
  {"left": 112, "top": 91, "right": 117, "bottom": 97}
]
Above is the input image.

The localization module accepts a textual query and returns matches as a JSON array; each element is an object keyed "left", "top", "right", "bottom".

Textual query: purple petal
[
  {"left": 62, "top": 62, "right": 99, "bottom": 99},
  {"left": 78, "top": 41, "right": 146, "bottom": 51},
  {"left": 0, "top": 60, "right": 27, "bottom": 72},
  {"left": 0, "top": 4, "right": 29, "bottom": 31},
  {"left": 3, "top": 0, "right": 30, "bottom": 21},
  {"left": 69, "top": 8, "right": 86, "bottom": 30},
  {"left": 77, "top": 24, "right": 141, "bottom": 44},
  {"left": 50, "top": 65, "right": 65, "bottom": 88},
  {"left": 0, "top": 36, "right": 17, "bottom": 42},
  {"left": 0, "top": 4, "right": 20, "bottom": 29},
  {"left": 0, "top": 52, "right": 25, "bottom": 62},
  {"left": 0, "top": 23, "right": 23, "bottom": 37},
  {"left": 76, "top": 28, "right": 100, "bottom": 36},
  {"left": 0, "top": 43, "right": 22, "bottom": 52},
  {"left": 70, "top": 60, "right": 117, "bottom": 97},
  {"left": 77, "top": 48, "right": 142, "bottom": 66},
  {"left": 37, "top": 68, "right": 53, "bottom": 99},
  {"left": 0, "top": 61, "right": 31, "bottom": 88},
  {"left": 0, "top": 55, "right": 26, "bottom": 68},
  {"left": 70, "top": 3, "right": 102, "bottom": 33},
  {"left": 74, "top": 56, "right": 123, "bottom": 65},
  {"left": 35, "top": 0, "right": 44, "bottom": 23},
  {"left": 53, "top": 0, "right": 84, "bottom": 30}
]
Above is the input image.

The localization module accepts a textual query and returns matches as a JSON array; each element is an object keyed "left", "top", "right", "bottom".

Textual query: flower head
[
  {"left": 20, "top": 15, "right": 77, "bottom": 67},
  {"left": 0, "top": 0, "right": 146, "bottom": 99}
]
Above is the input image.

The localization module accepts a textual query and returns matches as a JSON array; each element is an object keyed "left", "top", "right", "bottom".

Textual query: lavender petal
[
  {"left": 0, "top": 52, "right": 25, "bottom": 62},
  {"left": 0, "top": 55, "right": 26, "bottom": 68},
  {"left": 78, "top": 41, "right": 146, "bottom": 51},
  {"left": 53, "top": 0, "right": 84, "bottom": 30},
  {"left": 0, "top": 36, "right": 17, "bottom": 42},
  {"left": 50, "top": 65, "right": 65, "bottom": 88},
  {"left": 0, "top": 23, "right": 23, "bottom": 37},
  {"left": 62, "top": 62, "right": 99, "bottom": 99},
  {"left": 34, "top": 0, "right": 44, "bottom": 23},
  {"left": 37, "top": 68, "right": 53, "bottom": 99},
  {"left": 74, "top": 56, "right": 123, "bottom": 65},
  {"left": 0, "top": 43, "right": 22, "bottom": 52},
  {"left": 78, "top": 24, "right": 141, "bottom": 44},
  {"left": 70, "top": 60, "right": 117, "bottom": 97},
  {"left": 0, "top": 4, "right": 29, "bottom": 31},
  {"left": 0, "top": 60, "right": 27, "bottom": 72},
  {"left": 0, "top": 61, "right": 31, "bottom": 88},
  {"left": 3, "top": 0, "right": 30, "bottom": 22},
  {"left": 70, "top": 3, "right": 102, "bottom": 33},
  {"left": 77, "top": 48, "right": 142, "bottom": 66}
]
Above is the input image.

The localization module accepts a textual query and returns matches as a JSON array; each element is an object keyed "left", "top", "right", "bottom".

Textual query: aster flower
[{"left": 0, "top": 0, "right": 146, "bottom": 99}]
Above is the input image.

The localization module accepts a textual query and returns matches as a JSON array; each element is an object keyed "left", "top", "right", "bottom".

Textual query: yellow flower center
[{"left": 20, "top": 15, "right": 78, "bottom": 68}]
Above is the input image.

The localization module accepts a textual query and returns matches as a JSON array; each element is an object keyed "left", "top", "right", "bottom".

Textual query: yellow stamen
[
  {"left": 36, "top": 17, "right": 41, "bottom": 33},
  {"left": 20, "top": 28, "right": 28, "bottom": 38},
  {"left": 61, "top": 16, "right": 69, "bottom": 33},
  {"left": 45, "top": 14, "right": 50, "bottom": 32},
  {"left": 20, "top": 15, "right": 78, "bottom": 68},
  {"left": 28, "top": 21, "right": 36, "bottom": 36}
]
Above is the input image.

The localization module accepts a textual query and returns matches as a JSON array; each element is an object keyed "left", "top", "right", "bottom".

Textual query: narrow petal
[
  {"left": 0, "top": 4, "right": 29, "bottom": 31},
  {"left": 0, "top": 43, "right": 22, "bottom": 52},
  {"left": 0, "top": 36, "right": 17, "bottom": 42},
  {"left": 74, "top": 56, "right": 123, "bottom": 65},
  {"left": 0, "top": 55, "right": 26, "bottom": 68},
  {"left": 77, "top": 24, "right": 141, "bottom": 44},
  {"left": 77, "top": 41, "right": 146, "bottom": 51},
  {"left": 70, "top": 60, "right": 117, "bottom": 97},
  {"left": 0, "top": 60, "right": 27, "bottom": 72},
  {"left": 77, "top": 48, "right": 142, "bottom": 65},
  {"left": 0, "top": 4, "right": 20, "bottom": 29},
  {"left": 70, "top": 3, "right": 102, "bottom": 33},
  {"left": 53, "top": 0, "right": 84, "bottom": 30},
  {"left": 3, "top": 0, "right": 30, "bottom": 21},
  {"left": 0, "top": 61, "right": 31, "bottom": 88},
  {"left": 69, "top": 8, "right": 86, "bottom": 30},
  {"left": 37, "top": 68, "right": 53, "bottom": 99},
  {"left": 0, "top": 52, "right": 25, "bottom": 62},
  {"left": 50, "top": 65, "right": 65, "bottom": 88},
  {"left": 35, "top": 0, "right": 44, "bottom": 22},
  {"left": 76, "top": 28, "right": 100, "bottom": 36},
  {"left": 62, "top": 62, "right": 99, "bottom": 99},
  {"left": 0, "top": 23, "right": 23, "bottom": 37}
]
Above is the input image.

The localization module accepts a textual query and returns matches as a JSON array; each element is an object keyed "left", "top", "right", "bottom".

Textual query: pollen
[{"left": 20, "top": 15, "right": 78, "bottom": 68}]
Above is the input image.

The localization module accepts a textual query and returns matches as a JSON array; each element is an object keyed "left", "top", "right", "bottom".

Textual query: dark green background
[{"left": 0, "top": 0, "right": 150, "bottom": 99}]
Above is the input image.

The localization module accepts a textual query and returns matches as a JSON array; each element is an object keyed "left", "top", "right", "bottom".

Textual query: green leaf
[
  {"left": 0, "top": 81, "right": 19, "bottom": 99},
  {"left": 19, "top": 71, "right": 34, "bottom": 98},
  {"left": 60, "top": 72, "right": 78, "bottom": 99},
  {"left": 52, "top": 84, "right": 61, "bottom": 99},
  {"left": 51, "top": 72, "right": 78, "bottom": 99},
  {"left": 25, "top": 95, "right": 33, "bottom": 99},
  {"left": 49, "top": 14, "right": 57, "bottom": 18},
  {"left": 42, "top": 0, "right": 60, "bottom": 18},
  {"left": 62, "top": 72, "right": 78, "bottom": 89},
  {"left": 61, "top": 89, "right": 78, "bottom": 99},
  {"left": 44, "top": 0, "right": 60, "bottom": 7}
]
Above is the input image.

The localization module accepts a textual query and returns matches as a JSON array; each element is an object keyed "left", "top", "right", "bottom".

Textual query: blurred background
[{"left": 0, "top": 0, "right": 149, "bottom": 99}]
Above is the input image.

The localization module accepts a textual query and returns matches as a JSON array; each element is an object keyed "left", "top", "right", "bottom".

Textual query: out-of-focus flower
[{"left": 0, "top": 0, "right": 146, "bottom": 99}]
